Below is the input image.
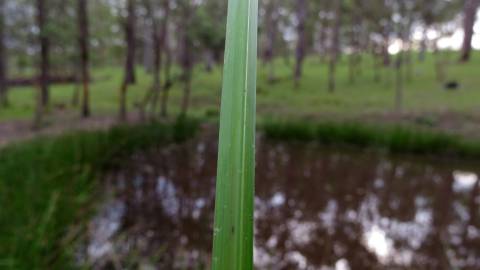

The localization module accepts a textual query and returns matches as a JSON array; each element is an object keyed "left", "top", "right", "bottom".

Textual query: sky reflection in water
[{"left": 79, "top": 136, "right": 480, "bottom": 270}]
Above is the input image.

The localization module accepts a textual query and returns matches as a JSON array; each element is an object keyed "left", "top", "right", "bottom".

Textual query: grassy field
[{"left": 1, "top": 52, "right": 479, "bottom": 123}]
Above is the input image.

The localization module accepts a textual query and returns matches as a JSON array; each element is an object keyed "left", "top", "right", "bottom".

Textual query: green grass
[
  {"left": 263, "top": 120, "right": 480, "bottom": 159},
  {"left": 0, "top": 118, "right": 198, "bottom": 270},
  {"left": 1, "top": 52, "right": 479, "bottom": 122}
]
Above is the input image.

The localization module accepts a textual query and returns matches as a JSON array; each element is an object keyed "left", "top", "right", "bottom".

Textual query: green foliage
[
  {"left": 263, "top": 120, "right": 480, "bottom": 159},
  {"left": 211, "top": 0, "right": 258, "bottom": 268},
  {"left": 0, "top": 119, "right": 198, "bottom": 269}
]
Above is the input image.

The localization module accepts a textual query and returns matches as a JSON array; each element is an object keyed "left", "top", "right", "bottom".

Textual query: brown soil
[{"left": 0, "top": 112, "right": 142, "bottom": 148}]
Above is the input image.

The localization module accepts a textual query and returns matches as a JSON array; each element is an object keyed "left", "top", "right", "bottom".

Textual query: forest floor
[{"left": 1, "top": 52, "right": 479, "bottom": 145}]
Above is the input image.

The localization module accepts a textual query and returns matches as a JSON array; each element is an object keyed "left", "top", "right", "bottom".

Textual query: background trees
[
  {"left": 0, "top": 0, "right": 7, "bottom": 107},
  {"left": 0, "top": 0, "right": 478, "bottom": 125},
  {"left": 77, "top": 0, "right": 90, "bottom": 118},
  {"left": 119, "top": 0, "right": 137, "bottom": 121}
]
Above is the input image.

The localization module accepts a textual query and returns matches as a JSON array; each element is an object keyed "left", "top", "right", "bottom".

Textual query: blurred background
[
  {"left": 0, "top": 0, "right": 478, "bottom": 135},
  {"left": 1, "top": 0, "right": 480, "bottom": 269}
]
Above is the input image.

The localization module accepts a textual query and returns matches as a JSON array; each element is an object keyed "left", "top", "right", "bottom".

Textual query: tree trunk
[
  {"left": 181, "top": 69, "right": 192, "bottom": 116},
  {"left": 119, "top": 0, "right": 136, "bottom": 121},
  {"left": 204, "top": 50, "right": 215, "bottom": 73},
  {"left": 137, "top": 0, "right": 164, "bottom": 120},
  {"left": 78, "top": 0, "right": 90, "bottom": 118},
  {"left": 125, "top": 0, "right": 136, "bottom": 84},
  {"left": 264, "top": 0, "right": 277, "bottom": 84},
  {"left": 382, "top": 24, "right": 391, "bottom": 66},
  {"left": 373, "top": 51, "right": 382, "bottom": 83},
  {"left": 460, "top": 0, "right": 480, "bottom": 62},
  {"left": 405, "top": 38, "right": 413, "bottom": 82},
  {"left": 328, "top": 0, "right": 342, "bottom": 93},
  {"left": 433, "top": 38, "right": 446, "bottom": 83},
  {"left": 161, "top": 49, "right": 172, "bottom": 118},
  {"left": 348, "top": 9, "right": 361, "bottom": 84},
  {"left": 119, "top": 81, "right": 128, "bottom": 121},
  {"left": 180, "top": 0, "right": 193, "bottom": 116},
  {"left": 418, "top": 27, "right": 428, "bottom": 62},
  {"left": 160, "top": 0, "right": 171, "bottom": 118},
  {"left": 348, "top": 30, "right": 356, "bottom": 84},
  {"left": 318, "top": 18, "right": 328, "bottom": 63},
  {"left": 395, "top": 25, "right": 406, "bottom": 114},
  {"left": 395, "top": 50, "right": 404, "bottom": 113},
  {"left": 37, "top": 0, "right": 50, "bottom": 107},
  {"left": 143, "top": 23, "right": 154, "bottom": 73},
  {"left": 148, "top": 25, "right": 162, "bottom": 118},
  {"left": 294, "top": 0, "right": 307, "bottom": 88},
  {"left": 0, "top": 0, "right": 7, "bottom": 107}
]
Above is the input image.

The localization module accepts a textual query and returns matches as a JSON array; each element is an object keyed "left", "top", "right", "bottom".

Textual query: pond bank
[
  {"left": 1, "top": 118, "right": 480, "bottom": 269},
  {"left": 263, "top": 120, "right": 480, "bottom": 160},
  {"left": 0, "top": 119, "right": 198, "bottom": 269}
]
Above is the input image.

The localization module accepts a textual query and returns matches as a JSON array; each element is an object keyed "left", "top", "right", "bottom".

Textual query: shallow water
[{"left": 79, "top": 134, "right": 480, "bottom": 270}]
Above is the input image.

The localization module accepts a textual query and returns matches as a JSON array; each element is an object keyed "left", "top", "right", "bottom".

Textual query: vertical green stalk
[{"left": 212, "top": 0, "right": 258, "bottom": 269}]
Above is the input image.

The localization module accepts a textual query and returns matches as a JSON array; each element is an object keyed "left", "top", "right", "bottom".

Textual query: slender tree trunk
[
  {"left": 119, "top": 0, "right": 136, "bottom": 121},
  {"left": 264, "top": 0, "right": 277, "bottom": 84},
  {"left": 348, "top": 29, "right": 356, "bottom": 84},
  {"left": 119, "top": 81, "right": 128, "bottom": 121},
  {"left": 395, "top": 50, "right": 404, "bottom": 113},
  {"left": 143, "top": 23, "right": 154, "bottom": 73},
  {"left": 125, "top": 0, "right": 136, "bottom": 84},
  {"left": 160, "top": 0, "right": 171, "bottom": 118},
  {"left": 180, "top": 0, "right": 193, "bottom": 116},
  {"left": 0, "top": 0, "right": 8, "bottom": 107},
  {"left": 382, "top": 25, "right": 391, "bottom": 66},
  {"left": 460, "top": 0, "right": 480, "bottom": 62},
  {"left": 137, "top": 0, "right": 163, "bottom": 120},
  {"left": 161, "top": 49, "right": 172, "bottom": 118},
  {"left": 294, "top": 0, "right": 307, "bottom": 88},
  {"left": 37, "top": 0, "right": 50, "bottom": 107},
  {"left": 433, "top": 37, "right": 446, "bottom": 83},
  {"left": 181, "top": 69, "right": 192, "bottom": 116},
  {"left": 318, "top": 19, "right": 328, "bottom": 63},
  {"left": 78, "top": 0, "right": 90, "bottom": 118},
  {"left": 204, "top": 50, "right": 215, "bottom": 72},
  {"left": 328, "top": 0, "right": 342, "bottom": 93},
  {"left": 395, "top": 24, "right": 406, "bottom": 114},
  {"left": 373, "top": 51, "right": 382, "bottom": 83},
  {"left": 148, "top": 28, "right": 161, "bottom": 118},
  {"left": 348, "top": 9, "right": 361, "bottom": 84},
  {"left": 418, "top": 27, "right": 428, "bottom": 62},
  {"left": 405, "top": 37, "right": 413, "bottom": 82}
]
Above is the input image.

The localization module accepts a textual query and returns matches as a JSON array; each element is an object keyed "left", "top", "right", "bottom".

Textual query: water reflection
[{"left": 79, "top": 136, "right": 480, "bottom": 269}]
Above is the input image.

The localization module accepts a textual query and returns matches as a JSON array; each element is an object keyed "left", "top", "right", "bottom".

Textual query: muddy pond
[{"left": 77, "top": 133, "right": 480, "bottom": 270}]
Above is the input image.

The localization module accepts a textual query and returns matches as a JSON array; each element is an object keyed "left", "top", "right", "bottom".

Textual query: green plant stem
[{"left": 211, "top": 0, "right": 258, "bottom": 269}]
